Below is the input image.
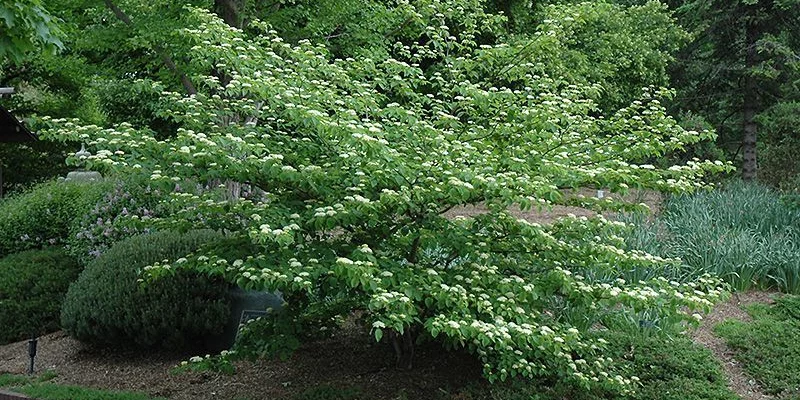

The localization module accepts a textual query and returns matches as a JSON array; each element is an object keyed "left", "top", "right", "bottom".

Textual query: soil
[
  {"left": 689, "top": 291, "right": 782, "bottom": 400},
  {"left": 444, "top": 188, "right": 662, "bottom": 225},
  {"left": 0, "top": 326, "right": 485, "bottom": 400}
]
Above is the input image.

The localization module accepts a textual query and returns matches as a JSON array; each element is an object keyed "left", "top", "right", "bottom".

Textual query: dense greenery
[
  {"left": 622, "top": 182, "right": 800, "bottom": 293},
  {"left": 61, "top": 230, "right": 230, "bottom": 350},
  {"left": 2, "top": 0, "right": 797, "bottom": 396},
  {"left": 0, "top": 248, "right": 81, "bottom": 344},
  {"left": 0, "top": 179, "right": 109, "bottom": 257},
  {"left": 0, "top": 0, "right": 63, "bottom": 64},
  {"left": 715, "top": 295, "right": 800, "bottom": 398}
]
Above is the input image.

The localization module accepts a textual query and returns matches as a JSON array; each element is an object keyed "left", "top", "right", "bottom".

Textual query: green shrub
[
  {"left": 0, "top": 248, "right": 82, "bottom": 344},
  {"left": 0, "top": 179, "right": 110, "bottom": 257},
  {"left": 60, "top": 230, "right": 230, "bottom": 350},
  {"left": 602, "top": 332, "right": 735, "bottom": 400},
  {"left": 773, "top": 294, "right": 800, "bottom": 320},
  {"left": 622, "top": 181, "right": 800, "bottom": 293},
  {"left": 715, "top": 297, "right": 800, "bottom": 397},
  {"left": 451, "top": 332, "right": 737, "bottom": 400}
]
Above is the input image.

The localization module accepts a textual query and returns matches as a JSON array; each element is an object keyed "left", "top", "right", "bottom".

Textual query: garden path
[{"left": 690, "top": 291, "right": 779, "bottom": 400}]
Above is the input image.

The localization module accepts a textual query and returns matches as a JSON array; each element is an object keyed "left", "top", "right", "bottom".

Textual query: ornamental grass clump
[
  {"left": 60, "top": 230, "right": 230, "bottom": 350},
  {"left": 622, "top": 182, "right": 800, "bottom": 293},
  {"left": 44, "top": 5, "right": 731, "bottom": 394}
]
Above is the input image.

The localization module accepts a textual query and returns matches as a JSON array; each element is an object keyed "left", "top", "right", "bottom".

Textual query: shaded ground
[
  {"left": 0, "top": 293, "right": 785, "bottom": 400},
  {"left": 690, "top": 291, "right": 782, "bottom": 400},
  {"left": 0, "top": 327, "right": 485, "bottom": 400}
]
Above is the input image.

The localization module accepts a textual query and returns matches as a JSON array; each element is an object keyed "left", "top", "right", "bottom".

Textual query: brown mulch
[
  {"left": 690, "top": 291, "right": 782, "bottom": 400},
  {"left": 0, "top": 328, "right": 485, "bottom": 400}
]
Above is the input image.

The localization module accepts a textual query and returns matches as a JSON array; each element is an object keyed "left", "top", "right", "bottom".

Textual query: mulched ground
[
  {"left": 444, "top": 188, "right": 662, "bottom": 224},
  {"left": 0, "top": 326, "right": 487, "bottom": 400},
  {"left": 0, "top": 290, "right": 782, "bottom": 400}
]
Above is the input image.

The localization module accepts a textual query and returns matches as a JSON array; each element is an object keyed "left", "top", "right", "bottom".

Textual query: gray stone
[{"left": 64, "top": 170, "right": 103, "bottom": 182}]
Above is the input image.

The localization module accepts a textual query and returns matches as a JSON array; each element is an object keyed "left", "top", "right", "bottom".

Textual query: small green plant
[
  {"left": 0, "top": 248, "right": 82, "bottom": 344},
  {"left": 60, "top": 230, "right": 230, "bottom": 350},
  {"left": 715, "top": 295, "right": 800, "bottom": 398},
  {"left": 174, "top": 350, "right": 236, "bottom": 375}
]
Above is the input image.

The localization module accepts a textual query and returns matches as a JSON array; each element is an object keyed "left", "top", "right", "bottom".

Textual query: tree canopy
[{"left": 0, "top": 0, "right": 63, "bottom": 64}]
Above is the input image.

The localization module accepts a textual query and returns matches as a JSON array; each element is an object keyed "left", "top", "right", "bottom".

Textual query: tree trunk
[
  {"left": 390, "top": 330, "right": 415, "bottom": 370},
  {"left": 215, "top": 0, "right": 246, "bottom": 29},
  {"left": 742, "top": 17, "right": 759, "bottom": 181}
]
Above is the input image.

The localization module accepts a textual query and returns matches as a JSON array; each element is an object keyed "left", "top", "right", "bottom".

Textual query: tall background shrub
[{"left": 0, "top": 179, "right": 110, "bottom": 258}]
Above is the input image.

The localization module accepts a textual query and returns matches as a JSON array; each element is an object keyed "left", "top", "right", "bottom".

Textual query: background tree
[
  {"left": 0, "top": 0, "right": 63, "bottom": 64},
  {"left": 668, "top": 0, "right": 800, "bottom": 183}
]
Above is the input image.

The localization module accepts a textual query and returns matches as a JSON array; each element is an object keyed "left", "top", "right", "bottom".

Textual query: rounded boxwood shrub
[
  {"left": 0, "top": 248, "right": 82, "bottom": 344},
  {"left": 0, "top": 179, "right": 110, "bottom": 258},
  {"left": 60, "top": 229, "right": 231, "bottom": 350}
]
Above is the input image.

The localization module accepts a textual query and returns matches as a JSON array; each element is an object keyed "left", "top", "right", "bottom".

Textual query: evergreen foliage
[{"left": 60, "top": 229, "right": 230, "bottom": 350}]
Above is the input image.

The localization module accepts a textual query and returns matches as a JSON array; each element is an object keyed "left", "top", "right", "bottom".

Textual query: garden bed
[{"left": 0, "top": 290, "right": 777, "bottom": 400}]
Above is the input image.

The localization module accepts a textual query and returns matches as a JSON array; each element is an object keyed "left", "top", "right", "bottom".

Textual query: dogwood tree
[{"left": 43, "top": 4, "right": 731, "bottom": 393}]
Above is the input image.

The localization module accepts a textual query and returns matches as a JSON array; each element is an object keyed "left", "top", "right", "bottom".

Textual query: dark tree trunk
[
  {"left": 215, "top": 0, "right": 246, "bottom": 29},
  {"left": 390, "top": 330, "right": 415, "bottom": 370},
  {"left": 742, "top": 17, "right": 759, "bottom": 181}
]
